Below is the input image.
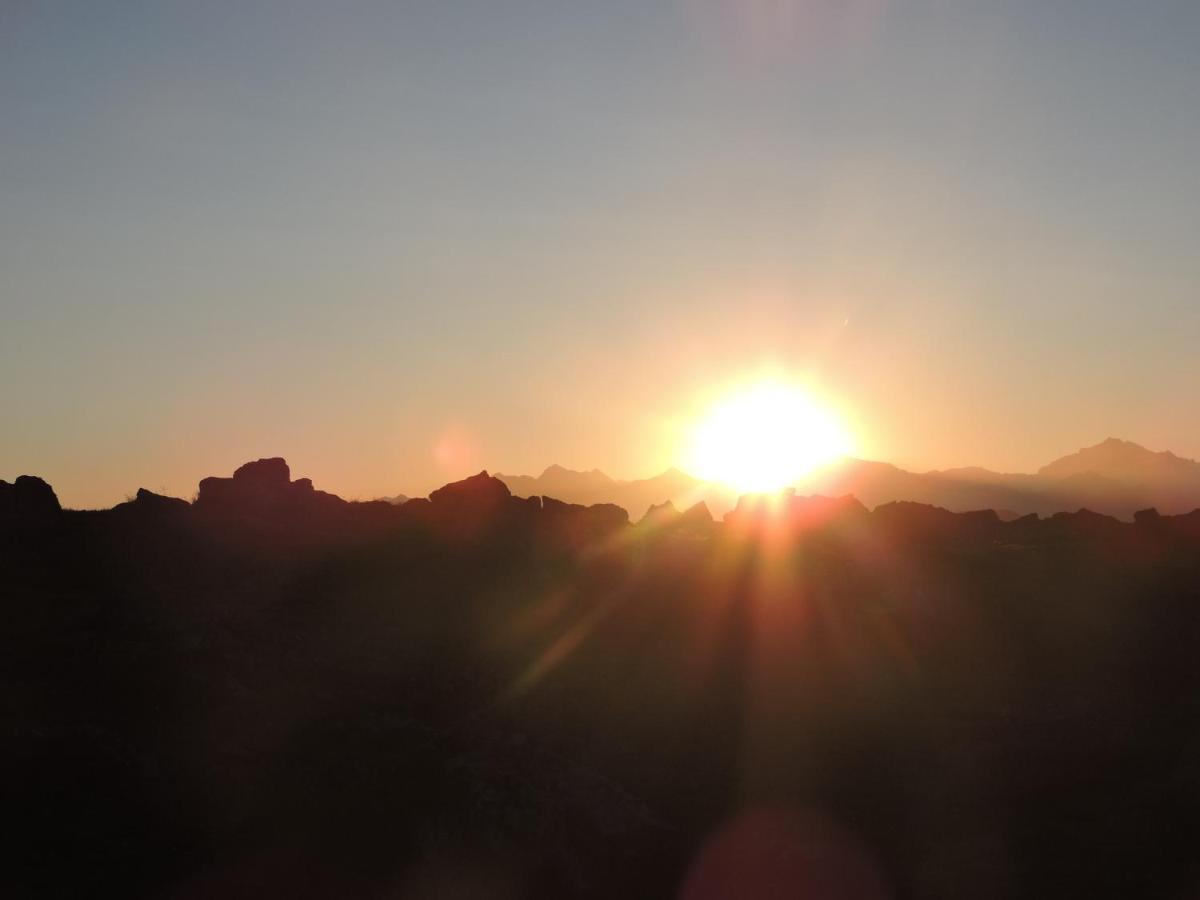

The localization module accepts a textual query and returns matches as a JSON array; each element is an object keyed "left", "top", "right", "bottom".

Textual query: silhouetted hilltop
[
  {"left": 10, "top": 444, "right": 1200, "bottom": 544},
  {"left": 195, "top": 456, "right": 348, "bottom": 513},
  {"left": 8, "top": 451, "right": 1197, "bottom": 576},
  {"left": 429, "top": 469, "right": 512, "bottom": 509},
  {"left": 6, "top": 455, "right": 1200, "bottom": 898},
  {"left": 0, "top": 474, "right": 60, "bottom": 528}
]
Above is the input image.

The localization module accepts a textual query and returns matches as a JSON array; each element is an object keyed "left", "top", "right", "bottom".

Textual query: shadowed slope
[{"left": 5, "top": 458, "right": 1200, "bottom": 898}]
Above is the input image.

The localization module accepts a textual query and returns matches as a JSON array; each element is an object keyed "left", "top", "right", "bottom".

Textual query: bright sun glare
[{"left": 688, "top": 380, "right": 852, "bottom": 494}]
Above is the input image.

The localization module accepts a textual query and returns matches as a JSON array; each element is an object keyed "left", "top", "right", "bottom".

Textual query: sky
[{"left": 2, "top": 1, "right": 1199, "bottom": 508}]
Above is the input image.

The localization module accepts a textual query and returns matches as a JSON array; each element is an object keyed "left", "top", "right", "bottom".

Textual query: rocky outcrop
[
  {"left": 1133, "top": 507, "right": 1162, "bottom": 526},
  {"left": 429, "top": 471, "right": 512, "bottom": 510},
  {"left": 194, "top": 458, "right": 347, "bottom": 522},
  {"left": 679, "top": 501, "right": 715, "bottom": 532},
  {"left": 872, "top": 501, "right": 1001, "bottom": 544},
  {"left": 637, "top": 501, "right": 680, "bottom": 528},
  {"left": 414, "top": 472, "right": 533, "bottom": 539},
  {"left": 112, "top": 488, "right": 190, "bottom": 518},
  {"left": 0, "top": 475, "right": 62, "bottom": 528},
  {"left": 637, "top": 500, "right": 714, "bottom": 538},
  {"left": 197, "top": 457, "right": 292, "bottom": 508}
]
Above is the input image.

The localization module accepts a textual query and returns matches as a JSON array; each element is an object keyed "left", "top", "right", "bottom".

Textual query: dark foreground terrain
[{"left": 4, "top": 459, "right": 1200, "bottom": 898}]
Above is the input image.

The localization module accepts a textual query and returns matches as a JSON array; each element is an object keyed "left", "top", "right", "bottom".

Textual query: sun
[{"left": 687, "top": 380, "right": 852, "bottom": 494}]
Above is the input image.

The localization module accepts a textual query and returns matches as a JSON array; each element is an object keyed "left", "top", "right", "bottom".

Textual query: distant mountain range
[
  {"left": 7, "top": 438, "right": 1197, "bottom": 523},
  {"left": 495, "top": 464, "right": 733, "bottom": 522},
  {"left": 497, "top": 439, "right": 1200, "bottom": 521}
]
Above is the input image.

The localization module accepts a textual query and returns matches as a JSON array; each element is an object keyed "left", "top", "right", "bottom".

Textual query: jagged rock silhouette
[
  {"left": 0, "top": 475, "right": 61, "bottom": 528},
  {"left": 497, "top": 439, "right": 1200, "bottom": 520},
  {"left": 6, "top": 456, "right": 1200, "bottom": 898}
]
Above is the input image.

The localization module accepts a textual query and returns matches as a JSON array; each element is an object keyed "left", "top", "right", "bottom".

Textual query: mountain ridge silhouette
[
  {"left": 7, "top": 438, "right": 1200, "bottom": 523},
  {"left": 7, "top": 439, "right": 1200, "bottom": 537},
  {"left": 7, "top": 446, "right": 1200, "bottom": 897},
  {"left": 494, "top": 438, "right": 1200, "bottom": 520}
]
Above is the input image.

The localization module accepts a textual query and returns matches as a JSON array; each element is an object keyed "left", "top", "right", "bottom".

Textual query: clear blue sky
[{"left": 3, "top": 1, "right": 1198, "bottom": 507}]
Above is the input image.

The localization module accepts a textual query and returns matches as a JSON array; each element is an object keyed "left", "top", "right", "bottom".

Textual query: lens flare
[{"left": 688, "top": 380, "right": 851, "bottom": 493}]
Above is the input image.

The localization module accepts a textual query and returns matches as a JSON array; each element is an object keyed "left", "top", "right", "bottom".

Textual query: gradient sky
[{"left": 3, "top": 1, "right": 1198, "bottom": 508}]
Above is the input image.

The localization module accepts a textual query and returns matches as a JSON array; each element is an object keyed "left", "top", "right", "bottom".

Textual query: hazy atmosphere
[
  {"left": 4, "top": 2, "right": 1199, "bottom": 508},
  {"left": 8, "top": 4, "right": 1200, "bottom": 899}
]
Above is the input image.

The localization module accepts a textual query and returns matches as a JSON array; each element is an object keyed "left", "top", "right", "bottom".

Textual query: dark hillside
[{"left": 4, "top": 463, "right": 1200, "bottom": 898}]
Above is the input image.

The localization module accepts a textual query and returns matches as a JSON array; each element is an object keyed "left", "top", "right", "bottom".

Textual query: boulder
[
  {"left": 197, "top": 458, "right": 293, "bottom": 508},
  {"left": 429, "top": 471, "right": 512, "bottom": 509},
  {"left": 233, "top": 457, "right": 291, "bottom": 488},
  {"left": 0, "top": 475, "right": 62, "bottom": 528},
  {"left": 637, "top": 501, "right": 680, "bottom": 528}
]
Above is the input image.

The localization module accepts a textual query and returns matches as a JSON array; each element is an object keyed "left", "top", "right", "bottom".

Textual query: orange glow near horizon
[{"left": 686, "top": 379, "right": 853, "bottom": 493}]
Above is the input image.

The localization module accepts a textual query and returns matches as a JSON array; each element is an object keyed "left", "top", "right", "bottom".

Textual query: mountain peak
[
  {"left": 429, "top": 470, "right": 510, "bottom": 506},
  {"left": 538, "top": 464, "right": 614, "bottom": 484},
  {"left": 1038, "top": 438, "right": 1197, "bottom": 483},
  {"left": 0, "top": 475, "right": 62, "bottom": 527}
]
